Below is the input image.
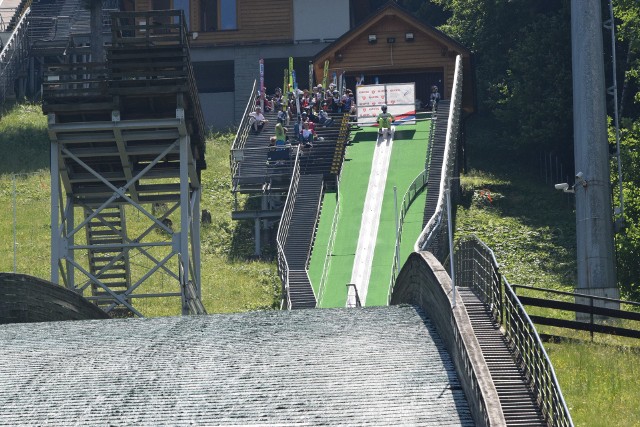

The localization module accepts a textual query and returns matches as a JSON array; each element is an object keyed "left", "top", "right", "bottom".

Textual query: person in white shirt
[{"left": 249, "top": 107, "right": 268, "bottom": 133}]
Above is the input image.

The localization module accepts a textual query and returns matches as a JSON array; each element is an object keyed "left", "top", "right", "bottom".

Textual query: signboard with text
[{"left": 356, "top": 83, "right": 416, "bottom": 126}]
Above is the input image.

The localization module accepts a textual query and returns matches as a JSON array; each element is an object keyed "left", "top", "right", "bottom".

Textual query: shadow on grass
[
  {"left": 460, "top": 113, "right": 578, "bottom": 282},
  {"left": 0, "top": 127, "right": 50, "bottom": 174},
  {"left": 228, "top": 196, "right": 277, "bottom": 261},
  {"left": 392, "top": 129, "right": 416, "bottom": 140}
]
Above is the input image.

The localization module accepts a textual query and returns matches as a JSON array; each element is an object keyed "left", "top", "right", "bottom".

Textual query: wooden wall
[
  {"left": 314, "top": 15, "right": 465, "bottom": 101},
  {"left": 136, "top": 0, "right": 293, "bottom": 46}
]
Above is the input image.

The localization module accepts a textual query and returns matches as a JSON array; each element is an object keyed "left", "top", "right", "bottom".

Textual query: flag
[
  {"left": 259, "top": 58, "right": 265, "bottom": 111},
  {"left": 322, "top": 60, "right": 329, "bottom": 90}
]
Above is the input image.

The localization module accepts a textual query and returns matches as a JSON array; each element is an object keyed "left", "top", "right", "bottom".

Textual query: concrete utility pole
[{"left": 570, "top": 0, "right": 619, "bottom": 303}]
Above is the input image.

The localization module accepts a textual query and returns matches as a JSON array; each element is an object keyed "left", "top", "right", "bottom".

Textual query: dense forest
[{"left": 386, "top": 0, "right": 640, "bottom": 299}]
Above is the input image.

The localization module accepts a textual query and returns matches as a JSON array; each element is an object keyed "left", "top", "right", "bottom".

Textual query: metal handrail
[
  {"left": 317, "top": 178, "right": 341, "bottom": 304},
  {"left": 387, "top": 169, "right": 429, "bottom": 303},
  {"left": 305, "top": 177, "right": 325, "bottom": 271},
  {"left": 455, "top": 236, "right": 503, "bottom": 323},
  {"left": 504, "top": 278, "right": 573, "bottom": 426},
  {"left": 0, "top": 7, "right": 30, "bottom": 107},
  {"left": 415, "top": 55, "right": 463, "bottom": 256},
  {"left": 276, "top": 146, "right": 301, "bottom": 310},
  {"left": 457, "top": 236, "right": 573, "bottom": 427},
  {"left": 230, "top": 80, "right": 258, "bottom": 184}
]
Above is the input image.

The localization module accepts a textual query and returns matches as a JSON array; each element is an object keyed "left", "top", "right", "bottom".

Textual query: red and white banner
[{"left": 356, "top": 83, "right": 416, "bottom": 126}]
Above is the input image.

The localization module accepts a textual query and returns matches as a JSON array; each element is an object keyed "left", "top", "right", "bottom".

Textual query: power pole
[{"left": 570, "top": 0, "right": 619, "bottom": 306}]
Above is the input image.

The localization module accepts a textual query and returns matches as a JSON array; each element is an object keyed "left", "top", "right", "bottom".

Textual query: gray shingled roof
[{"left": 0, "top": 305, "right": 473, "bottom": 426}]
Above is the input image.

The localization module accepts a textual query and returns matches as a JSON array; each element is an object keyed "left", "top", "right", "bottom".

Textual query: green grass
[
  {"left": 546, "top": 341, "right": 640, "bottom": 426},
  {"left": 0, "top": 103, "right": 280, "bottom": 316},
  {"left": 457, "top": 113, "right": 640, "bottom": 427},
  {"left": 315, "top": 128, "right": 376, "bottom": 307},
  {"left": 309, "top": 120, "right": 430, "bottom": 307},
  {"left": 367, "top": 122, "right": 430, "bottom": 305}
]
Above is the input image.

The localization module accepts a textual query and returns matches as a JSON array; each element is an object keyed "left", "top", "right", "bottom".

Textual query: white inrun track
[{"left": 347, "top": 130, "right": 395, "bottom": 307}]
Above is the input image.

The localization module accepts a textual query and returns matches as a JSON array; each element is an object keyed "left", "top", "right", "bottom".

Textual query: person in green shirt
[{"left": 377, "top": 105, "right": 395, "bottom": 138}]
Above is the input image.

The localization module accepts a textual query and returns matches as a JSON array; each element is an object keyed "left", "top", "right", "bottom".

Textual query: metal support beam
[
  {"left": 48, "top": 115, "right": 205, "bottom": 316},
  {"left": 254, "top": 217, "right": 261, "bottom": 256},
  {"left": 50, "top": 140, "right": 60, "bottom": 285},
  {"left": 180, "top": 134, "right": 190, "bottom": 315},
  {"left": 192, "top": 188, "right": 202, "bottom": 298}
]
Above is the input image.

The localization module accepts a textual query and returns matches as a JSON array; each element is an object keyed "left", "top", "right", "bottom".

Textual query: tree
[{"left": 611, "top": 0, "right": 640, "bottom": 299}]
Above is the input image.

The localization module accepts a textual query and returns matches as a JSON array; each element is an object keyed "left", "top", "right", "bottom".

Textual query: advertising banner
[{"left": 356, "top": 83, "right": 416, "bottom": 126}]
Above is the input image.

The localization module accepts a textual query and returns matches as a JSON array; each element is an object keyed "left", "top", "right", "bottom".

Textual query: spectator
[
  {"left": 277, "top": 106, "right": 288, "bottom": 126},
  {"left": 318, "top": 102, "right": 334, "bottom": 127},
  {"left": 331, "top": 90, "right": 341, "bottom": 113},
  {"left": 341, "top": 92, "right": 352, "bottom": 114},
  {"left": 301, "top": 111, "right": 316, "bottom": 133},
  {"left": 430, "top": 85, "right": 441, "bottom": 111},
  {"left": 249, "top": 106, "right": 268, "bottom": 133},
  {"left": 300, "top": 122, "right": 315, "bottom": 147},
  {"left": 273, "top": 87, "right": 284, "bottom": 110},
  {"left": 274, "top": 123, "right": 287, "bottom": 146}
]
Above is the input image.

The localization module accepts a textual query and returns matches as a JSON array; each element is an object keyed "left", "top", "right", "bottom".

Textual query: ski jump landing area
[
  {"left": 348, "top": 131, "right": 394, "bottom": 306},
  {"left": 310, "top": 118, "right": 431, "bottom": 307}
]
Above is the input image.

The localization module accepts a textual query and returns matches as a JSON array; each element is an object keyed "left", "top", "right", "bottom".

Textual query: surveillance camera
[
  {"left": 555, "top": 183, "right": 569, "bottom": 191},
  {"left": 575, "top": 171, "right": 584, "bottom": 180}
]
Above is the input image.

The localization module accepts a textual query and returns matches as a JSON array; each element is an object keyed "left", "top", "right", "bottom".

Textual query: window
[
  {"left": 173, "top": 0, "right": 190, "bottom": 29},
  {"left": 200, "top": 0, "right": 237, "bottom": 31},
  {"left": 193, "top": 61, "right": 235, "bottom": 93},
  {"left": 219, "top": 0, "right": 236, "bottom": 30}
]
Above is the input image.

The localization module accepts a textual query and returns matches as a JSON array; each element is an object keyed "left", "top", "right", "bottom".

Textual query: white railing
[
  {"left": 230, "top": 80, "right": 258, "bottom": 185},
  {"left": 386, "top": 169, "right": 429, "bottom": 303},
  {"left": 317, "top": 179, "right": 341, "bottom": 304},
  {"left": 276, "top": 146, "right": 301, "bottom": 310},
  {"left": 457, "top": 236, "right": 574, "bottom": 426},
  {"left": 414, "top": 54, "right": 464, "bottom": 255}
]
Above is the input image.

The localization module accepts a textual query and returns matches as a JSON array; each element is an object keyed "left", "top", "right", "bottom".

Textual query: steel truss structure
[{"left": 49, "top": 109, "right": 205, "bottom": 316}]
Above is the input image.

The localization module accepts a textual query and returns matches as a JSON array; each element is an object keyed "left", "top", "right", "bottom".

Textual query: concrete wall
[
  {"left": 199, "top": 92, "right": 235, "bottom": 131},
  {"left": 0, "top": 273, "right": 109, "bottom": 324},
  {"left": 293, "top": 0, "right": 350, "bottom": 41},
  {"left": 192, "top": 43, "right": 331, "bottom": 128},
  {"left": 391, "top": 252, "right": 506, "bottom": 427}
]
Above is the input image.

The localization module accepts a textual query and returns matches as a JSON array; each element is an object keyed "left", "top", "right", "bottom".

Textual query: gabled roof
[{"left": 313, "top": 1, "right": 471, "bottom": 62}]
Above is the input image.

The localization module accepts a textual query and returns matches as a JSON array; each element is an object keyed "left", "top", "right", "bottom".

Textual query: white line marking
[{"left": 348, "top": 130, "right": 395, "bottom": 307}]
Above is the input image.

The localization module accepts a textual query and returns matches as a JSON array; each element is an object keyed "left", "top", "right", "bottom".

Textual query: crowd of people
[
  {"left": 250, "top": 82, "right": 355, "bottom": 151},
  {"left": 247, "top": 82, "right": 442, "bottom": 158}
]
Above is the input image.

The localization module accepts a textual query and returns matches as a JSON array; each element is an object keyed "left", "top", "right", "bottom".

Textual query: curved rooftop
[{"left": 0, "top": 305, "right": 473, "bottom": 425}]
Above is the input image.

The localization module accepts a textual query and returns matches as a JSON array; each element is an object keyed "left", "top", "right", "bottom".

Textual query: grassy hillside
[
  {"left": 0, "top": 103, "right": 280, "bottom": 316},
  {"left": 2, "top": 103, "right": 638, "bottom": 425},
  {"left": 456, "top": 114, "right": 640, "bottom": 427}
]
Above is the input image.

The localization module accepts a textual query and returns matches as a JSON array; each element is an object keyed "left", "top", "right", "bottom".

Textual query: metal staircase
[
  {"left": 283, "top": 174, "right": 323, "bottom": 308},
  {"left": 45, "top": 11, "right": 206, "bottom": 316},
  {"left": 458, "top": 287, "right": 547, "bottom": 426},
  {"left": 423, "top": 100, "right": 450, "bottom": 227},
  {"left": 0, "top": 6, "right": 29, "bottom": 106},
  {"left": 84, "top": 205, "right": 132, "bottom": 309}
]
